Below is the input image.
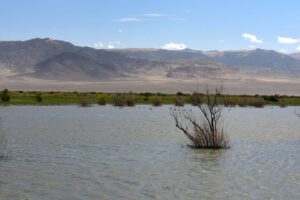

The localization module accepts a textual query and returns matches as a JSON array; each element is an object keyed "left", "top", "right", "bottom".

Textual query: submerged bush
[
  {"left": 152, "top": 95, "right": 162, "bottom": 106},
  {"left": 78, "top": 93, "right": 90, "bottom": 107},
  {"left": 170, "top": 86, "right": 229, "bottom": 149},
  {"left": 1, "top": 89, "right": 10, "bottom": 102},
  {"left": 97, "top": 95, "right": 106, "bottom": 105}
]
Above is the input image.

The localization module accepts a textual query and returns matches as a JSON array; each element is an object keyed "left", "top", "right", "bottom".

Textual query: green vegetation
[
  {"left": 97, "top": 95, "right": 106, "bottom": 105},
  {"left": 78, "top": 93, "right": 90, "bottom": 107},
  {"left": 113, "top": 94, "right": 126, "bottom": 107},
  {"left": 0, "top": 91, "right": 300, "bottom": 106},
  {"left": 1, "top": 89, "right": 10, "bottom": 102},
  {"left": 152, "top": 95, "right": 162, "bottom": 106}
]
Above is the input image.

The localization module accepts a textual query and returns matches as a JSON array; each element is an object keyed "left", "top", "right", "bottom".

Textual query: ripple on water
[{"left": 0, "top": 105, "right": 299, "bottom": 200}]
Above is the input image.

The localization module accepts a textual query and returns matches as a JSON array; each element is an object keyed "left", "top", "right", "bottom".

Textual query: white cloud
[
  {"left": 107, "top": 45, "right": 115, "bottom": 49},
  {"left": 248, "top": 45, "right": 256, "bottom": 49},
  {"left": 242, "top": 33, "right": 263, "bottom": 43},
  {"left": 162, "top": 42, "right": 187, "bottom": 50},
  {"left": 296, "top": 46, "right": 300, "bottom": 51},
  {"left": 219, "top": 40, "right": 224, "bottom": 43},
  {"left": 277, "top": 36, "right": 300, "bottom": 44},
  {"left": 280, "top": 48, "right": 288, "bottom": 53},
  {"left": 93, "top": 41, "right": 104, "bottom": 49},
  {"left": 144, "top": 13, "right": 166, "bottom": 17},
  {"left": 114, "top": 18, "right": 141, "bottom": 22}
]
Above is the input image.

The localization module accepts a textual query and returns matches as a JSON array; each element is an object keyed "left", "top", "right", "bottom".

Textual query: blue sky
[{"left": 1, "top": 0, "right": 300, "bottom": 53}]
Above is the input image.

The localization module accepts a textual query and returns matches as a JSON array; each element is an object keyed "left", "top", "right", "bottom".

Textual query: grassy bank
[{"left": 0, "top": 91, "right": 300, "bottom": 106}]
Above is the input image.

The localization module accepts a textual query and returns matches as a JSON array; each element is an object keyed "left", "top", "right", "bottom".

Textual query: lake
[{"left": 0, "top": 105, "right": 299, "bottom": 199}]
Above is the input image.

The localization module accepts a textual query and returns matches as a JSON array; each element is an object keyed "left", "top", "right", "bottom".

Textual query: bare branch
[{"left": 170, "top": 85, "right": 229, "bottom": 148}]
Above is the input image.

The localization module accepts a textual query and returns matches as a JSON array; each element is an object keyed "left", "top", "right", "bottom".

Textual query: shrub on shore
[
  {"left": 78, "top": 93, "right": 90, "bottom": 107},
  {"left": 1, "top": 89, "right": 10, "bottom": 102},
  {"left": 247, "top": 97, "right": 265, "bottom": 108},
  {"left": 224, "top": 96, "right": 237, "bottom": 107},
  {"left": 174, "top": 96, "right": 184, "bottom": 107},
  {"left": 97, "top": 95, "right": 106, "bottom": 105},
  {"left": 279, "top": 99, "right": 287, "bottom": 108},
  {"left": 35, "top": 92, "right": 42, "bottom": 102},
  {"left": 190, "top": 92, "right": 202, "bottom": 106},
  {"left": 125, "top": 95, "right": 136, "bottom": 106},
  {"left": 152, "top": 96, "right": 162, "bottom": 106},
  {"left": 170, "top": 86, "right": 229, "bottom": 149},
  {"left": 113, "top": 94, "right": 126, "bottom": 107},
  {"left": 237, "top": 98, "right": 248, "bottom": 107}
]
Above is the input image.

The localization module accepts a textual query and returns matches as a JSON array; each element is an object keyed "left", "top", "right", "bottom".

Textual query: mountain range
[{"left": 1, "top": 38, "right": 300, "bottom": 84}]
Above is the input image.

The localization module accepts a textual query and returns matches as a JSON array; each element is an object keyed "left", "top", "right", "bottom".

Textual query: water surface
[{"left": 0, "top": 105, "right": 299, "bottom": 199}]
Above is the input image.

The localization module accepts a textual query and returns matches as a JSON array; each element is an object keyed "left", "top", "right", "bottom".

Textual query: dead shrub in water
[
  {"left": 78, "top": 93, "right": 90, "bottom": 107},
  {"left": 125, "top": 95, "right": 136, "bottom": 106},
  {"left": 247, "top": 97, "right": 265, "bottom": 108},
  {"left": 0, "top": 119, "right": 7, "bottom": 158},
  {"left": 175, "top": 96, "right": 184, "bottom": 107},
  {"left": 113, "top": 94, "right": 126, "bottom": 107},
  {"left": 152, "top": 96, "right": 162, "bottom": 106},
  {"left": 170, "top": 86, "right": 229, "bottom": 149}
]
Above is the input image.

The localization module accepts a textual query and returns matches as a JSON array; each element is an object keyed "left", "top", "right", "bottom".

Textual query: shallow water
[{"left": 0, "top": 105, "right": 299, "bottom": 200}]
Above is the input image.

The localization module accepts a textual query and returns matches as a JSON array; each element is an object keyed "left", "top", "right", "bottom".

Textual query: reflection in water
[{"left": 0, "top": 105, "right": 299, "bottom": 199}]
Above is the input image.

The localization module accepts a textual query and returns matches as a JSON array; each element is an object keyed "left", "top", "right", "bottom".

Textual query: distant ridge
[{"left": 0, "top": 38, "right": 300, "bottom": 82}]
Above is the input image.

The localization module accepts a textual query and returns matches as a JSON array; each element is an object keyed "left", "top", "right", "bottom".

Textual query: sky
[{"left": 1, "top": 0, "right": 300, "bottom": 53}]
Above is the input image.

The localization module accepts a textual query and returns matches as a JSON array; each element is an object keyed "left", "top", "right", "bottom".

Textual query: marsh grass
[{"left": 170, "top": 86, "right": 229, "bottom": 149}]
